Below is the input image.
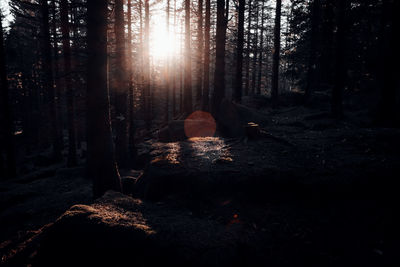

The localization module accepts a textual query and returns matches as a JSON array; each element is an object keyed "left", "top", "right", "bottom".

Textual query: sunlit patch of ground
[
  {"left": 151, "top": 142, "right": 181, "bottom": 165},
  {"left": 188, "top": 137, "right": 233, "bottom": 164}
]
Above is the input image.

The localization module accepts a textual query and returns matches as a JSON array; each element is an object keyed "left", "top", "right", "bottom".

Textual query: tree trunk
[
  {"left": 114, "top": 0, "right": 129, "bottom": 167},
  {"left": 331, "top": 0, "right": 348, "bottom": 118},
  {"left": 212, "top": 0, "right": 226, "bottom": 118},
  {"left": 377, "top": 0, "right": 399, "bottom": 126},
  {"left": 40, "top": 0, "right": 62, "bottom": 160},
  {"left": 256, "top": 1, "right": 265, "bottom": 95},
  {"left": 244, "top": 0, "right": 252, "bottom": 96},
  {"left": 184, "top": 0, "right": 193, "bottom": 115},
  {"left": 87, "top": 0, "right": 121, "bottom": 198},
  {"left": 127, "top": 0, "right": 136, "bottom": 160},
  {"left": 234, "top": 0, "right": 245, "bottom": 102},
  {"left": 144, "top": 0, "right": 151, "bottom": 130},
  {"left": 196, "top": 0, "right": 204, "bottom": 105},
  {"left": 0, "top": 18, "right": 16, "bottom": 179},
  {"left": 202, "top": 0, "right": 211, "bottom": 111},
  {"left": 165, "top": 0, "right": 170, "bottom": 122},
  {"left": 60, "top": 0, "right": 77, "bottom": 167},
  {"left": 271, "top": 0, "right": 282, "bottom": 106},
  {"left": 251, "top": 2, "right": 259, "bottom": 95},
  {"left": 305, "top": 0, "right": 321, "bottom": 102},
  {"left": 172, "top": 0, "right": 177, "bottom": 116}
]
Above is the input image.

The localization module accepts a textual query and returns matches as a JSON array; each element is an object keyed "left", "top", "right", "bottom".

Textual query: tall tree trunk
[
  {"left": 196, "top": 0, "right": 204, "bottom": 104},
  {"left": 256, "top": 1, "right": 265, "bottom": 95},
  {"left": 144, "top": 0, "right": 151, "bottom": 130},
  {"left": 39, "top": 0, "right": 62, "bottom": 160},
  {"left": 172, "top": 0, "right": 177, "bottom": 116},
  {"left": 234, "top": 0, "right": 245, "bottom": 102},
  {"left": 114, "top": 0, "right": 129, "bottom": 167},
  {"left": 251, "top": 2, "right": 259, "bottom": 95},
  {"left": 184, "top": 0, "right": 193, "bottom": 114},
  {"left": 271, "top": 0, "right": 282, "bottom": 106},
  {"left": 244, "top": 0, "right": 252, "bottom": 96},
  {"left": 60, "top": 0, "right": 77, "bottom": 167},
  {"left": 202, "top": 0, "right": 211, "bottom": 111},
  {"left": 127, "top": 0, "right": 136, "bottom": 160},
  {"left": 87, "top": 0, "right": 121, "bottom": 198},
  {"left": 51, "top": 0, "right": 64, "bottom": 152},
  {"left": 212, "top": 0, "right": 226, "bottom": 118},
  {"left": 165, "top": 0, "right": 170, "bottom": 122},
  {"left": 305, "top": 0, "right": 321, "bottom": 102},
  {"left": 0, "top": 18, "right": 16, "bottom": 179},
  {"left": 331, "top": 0, "right": 348, "bottom": 118},
  {"left": 377, "top": 0, "right": 399, "bottom": 126}
]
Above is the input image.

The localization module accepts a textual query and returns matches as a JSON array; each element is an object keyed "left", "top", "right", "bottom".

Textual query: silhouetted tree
[
  {"left": 271, "top": 0, "right": 281, "bottom": 105},
  {"left": 60, "top": 0, "right": 77, "bottom": 167},
  {"left": 305, "top": 0, "right": 321, "bottom": 102},
  {"left": 202, "top": 0, "right": 211, "bottom": 111},
  {"left": 0, "top": 16, "right": 16, "bottom": 179},
  {"left": 39, "top": 0, "right": 62, "bottom": 160},
  {"left": 184, "top": 0, "right": 193, "bottom": 114},
  {"left": 244, "top": 0, "right": 252, "bottom": 96},
  {"left": 234, "top": 0, "right": 245, "bottom": 102},
  {"left": 87, "top": 0, "right": 121, "bottom": 198},
  {"left": 196, "top": 0, "right": 203, "bottom": 104},
  {"left": 212, "top": 0, "right": 226, "bottom": 117},
  {"left": 114, "top": 0, "right": 129, "bottom": 166},
  {"left": 331, "top": 0, "right": 349, "bottom": 118}
]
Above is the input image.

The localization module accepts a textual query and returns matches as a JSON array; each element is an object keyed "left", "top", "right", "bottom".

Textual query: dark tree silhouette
[
  {"left": 184, "top": 0, "right": 193, "bottom": 115},
  {"left": 60, "top": 0, "right": 77, "bottom": 167},
  {"left": 0, "top": 17, "right": 16, "bottom": 179},
  {"left": 331, "top": 0, "right": 349, "bottom": 118},
  {"left": 114, "top": 0, "right": 129, "bottom": 166},
  {"left": 256, "top": 1, "right": 265, "bottom": 95},
  {"left": 244, "top": 0, "right": 252, "bottom": 96},
  {"left": 202, "top": 0, "right": 211, "bottom": 111},
  {"left": 39, "top": 0, "right": 62, "bottom": 160},
  {"left": 212, "top": 0, "right": 227, "bottom": 118},
  {"left": 234, "top": 0, "right": 245, "bottom": 103},
  {"left": 271, "top": 0, "right": 281, "bottom": 106},
  {"left": 305, "top": 0, "right": 321, "bottom": 102},
  {"left": 196, "top": 0, "right": 204, "bottom": 104},
  {"left": 86, "top": 0, "right": 121, "bottom": 198}
]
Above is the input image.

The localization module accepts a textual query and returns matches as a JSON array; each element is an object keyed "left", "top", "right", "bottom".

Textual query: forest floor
[{"left": 0, "top": 92, "right": 397, "bottom": 266}]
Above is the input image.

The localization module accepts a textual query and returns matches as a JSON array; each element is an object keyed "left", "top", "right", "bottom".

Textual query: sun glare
[{"left": 150, "top": 15, "right": 179, "bottom": 61}]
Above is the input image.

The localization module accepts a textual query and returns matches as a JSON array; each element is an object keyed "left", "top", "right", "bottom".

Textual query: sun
[{"left": 150, "top": 16, "right": 178, "bottom": 61}]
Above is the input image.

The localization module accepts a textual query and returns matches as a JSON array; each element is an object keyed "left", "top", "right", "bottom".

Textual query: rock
[
  {"left": 32, "top": 191, "right": 245, "bottom": 267},
  {"left": 219, "top": 99, "right": 267, "bottom": 137}
]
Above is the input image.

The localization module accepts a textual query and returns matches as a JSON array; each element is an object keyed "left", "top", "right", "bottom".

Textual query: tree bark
[
  {"left": 212, "top": 0, "right": 226, "bottom": 118},
  {"left": 184, "top": 0, "right": 193, "bottom": 115},
  {"left": 60, "top": 0, "right": 77, "bottom": 167},
  {"left": 251, "top": 2, "right": 259, "bottom": 95},
  {"left": 234, "top": 0, "right": 245, "bottom": 102},
  {"left": 39, "top": 0, "right": 62, "bottom": 160},
  {"left": 244, "top": 0, "right": 252, "bottom": 96},
  {"left": 165, "top": 0, "right": 170, "bottom": 122},
  {"left": 377, "top": 0, "right": 399, "bottom": 126},
  {"left": 202, "top": 0, "right": 211, "bottom": 111},
  {"left": 305, "top": 0, "right": 321, "bottom": 102},
  {"left": 87, "top": 0, "right": 121, "bottom": 198},
  {"left": 114, "top": 0, "right": 129, "bottom": 167},
  {"left": 271, "top": 0, "right": 282, "bottom": 106},
  {"left": 196, "top": 0, "right": 204, "bottom": 104},
  {"left": 144, "top": 0, "right": 151, "bottom": 129},
  {"left": 0, "top": 18, "right": 16, "bottom": 179},
  {"left": 256, "top": 1, "right": 265, "bottom": 95},
  {"left": 331, "top": 0, "right": 348, "bottom": 118},
  {"left": 127, "top": 0, "right": 136, "bottom": 160}
]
